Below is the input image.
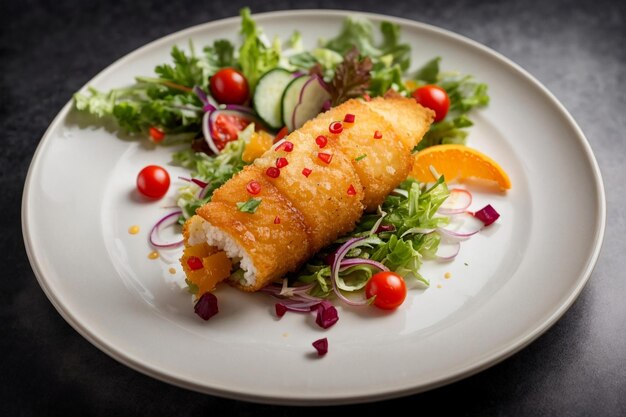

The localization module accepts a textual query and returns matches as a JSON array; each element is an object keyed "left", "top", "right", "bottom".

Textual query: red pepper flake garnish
[
  {"left": 315, "top": 135, "right": 328, "bottom": 148},
  {"left": 274, "top": 216, "right": 281, "bottom": 224},
  {"left": 312, "top": 337, "right": 328, "bottom": 356},
  {"left": 329, "top": 121, "right": 343, "bottom": 134},
  {"left": 347, "top": 184, "right": 357, "bottom": 196},
  {"left": 276, "top": 140, "right": 294, "bottom": 152},
  {"left": 187, "top": 256, "right": 203, "bottom": 271},
  {"left": 302, "top": 167, "right": 312, "bottom": 177},
  {"left": 246, "top": 180, "right": 261, "bottom": 195},
  {"left": 265, "top": 167, "right": 280, "bottom": 178},
  {"left": 374, "top": 130, "right": 383, "bottom": 139},
  {"left": 317, "top": 152, "right": 333, "bottom": 164},
  {"left": 363, "top": 93, "right": 371, "bottom": 102},
  {"left": 275, "top": 157, "right": 289, "bottom": 168},
  {"left": 343, "top": 113, "right": 355, "bottom": 123},
  {"left": 149, "top": 126, "right": 165, "bottom": 143}
]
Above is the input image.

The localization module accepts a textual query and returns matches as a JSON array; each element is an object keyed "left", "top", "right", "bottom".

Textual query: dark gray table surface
[{"left": 3, "top": 0, "right": 625, "bottom": 415}]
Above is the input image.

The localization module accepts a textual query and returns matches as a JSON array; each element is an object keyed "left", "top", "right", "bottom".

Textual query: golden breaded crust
[
  {"left": 196, "top": 165, "right": 311, "bottom": 291},
  {"left": 366, "top": 97, "right": 434, "bottom": 150},
  {"left": 182, "top": 97, "right": 433, "bottom": 293},
  {"left": 299, "top": 99, "right": 411, "bottom": 211},
  {"left": 253, "top": 130, "right": 365, "bottom": 253}
]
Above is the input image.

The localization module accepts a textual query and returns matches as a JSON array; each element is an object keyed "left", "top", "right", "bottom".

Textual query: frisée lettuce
[{"left": 297, "top": 177, "right": 450, "bottom": 297}]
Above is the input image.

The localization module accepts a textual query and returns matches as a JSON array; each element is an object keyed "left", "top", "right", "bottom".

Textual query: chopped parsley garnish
[{"left": 236, "top": 197, "right": 262, "bottom": 213}]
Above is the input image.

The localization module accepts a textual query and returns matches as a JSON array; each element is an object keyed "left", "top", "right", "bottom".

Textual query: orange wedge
[{"left": 410, "top": 144, "right": 511, "bottom": 189}]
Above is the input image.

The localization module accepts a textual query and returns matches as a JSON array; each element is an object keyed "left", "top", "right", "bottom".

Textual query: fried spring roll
[{"left": 181, "top": 97, "right": 434, "bottom": 293}]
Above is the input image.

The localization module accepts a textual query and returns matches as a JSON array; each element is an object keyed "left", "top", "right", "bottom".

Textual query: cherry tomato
[
  {"left": 136, "top": 165, "right": 170, "bottom": 199},
  {"left": 209, "top": 68, "right": 249, "bottom": 105},
  {"left": 412, "top": 85, "right": 450, "bottom": 123},
  {"left": 211, "top": 113, "right": 252, "bottom": 151},
  {"left": 365, "top": 271, "right": 407, "bottom": 310},
  {"left": 149, "top": 126, "right": 165, "bottom": 143},
  {"left": 274, "top": 126, "right": 289, "bottom": 143}
]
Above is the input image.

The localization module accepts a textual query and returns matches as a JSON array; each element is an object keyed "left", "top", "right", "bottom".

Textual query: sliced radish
[
  {"left": 291, "top": 75, "right": 331, "bottom": 131},
  {"left": 280, "top": 75, "right": 309, "bottom": 132}
]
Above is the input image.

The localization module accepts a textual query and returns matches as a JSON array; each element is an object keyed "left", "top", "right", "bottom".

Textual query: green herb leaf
[
  {"left": 173, "top": 124, "right": 253, "bottom": 220},
  {"left": 204, "top": 39, "right": 236, "bottom": 69},
  {"left": 185, "top": 278, "right": 199, "bottom": 295},
  {"left": 236, "top": 197, "right": 262, "bottom": 213},
  {"left": 238, "top": 8, "right": 281, "bottom": 90},
  {"left": 155, "top": 43, "right": 208, "bottom": 89},
  {"left": 355, "top": 154, "right": 367, "bottom": 161},
  {"left": 413, "top": 57, "right": 441, "bottom": 84}
]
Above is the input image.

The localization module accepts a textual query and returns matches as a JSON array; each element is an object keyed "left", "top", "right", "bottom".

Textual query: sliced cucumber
[
  {"left": 291, "top": 75, "right": 332, "bottom": 131},
  {"left": 252, "top": 68, "right": 294, "bottom": 130},
  {"left": 280, "top": 75, "right": 309, "bottom": 132}
]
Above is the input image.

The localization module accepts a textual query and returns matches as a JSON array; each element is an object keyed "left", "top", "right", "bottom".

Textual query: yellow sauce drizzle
[
  {"left": 148, "top": 251, "right": 160, "bottom": 260},
  {"left": 168, "top": 267, "right": 176, "bottom": 274},
  {"left": 444, "top": 272, "right": 452, "bottom": 279},
  {"left": 436, "top": 284, "right": 443, "bottom": 289},
  {"left": 128, "top": 225, "right": 140, "bottom": 234}
]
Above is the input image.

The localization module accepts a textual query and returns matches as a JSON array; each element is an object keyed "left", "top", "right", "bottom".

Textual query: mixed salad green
[{"left": 74, "top": 8, "right": 491, "bottom": 308}]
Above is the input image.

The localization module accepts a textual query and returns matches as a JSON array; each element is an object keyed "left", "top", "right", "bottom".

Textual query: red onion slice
[
  {"left": 437, "top": 212, "right": 484, "bottom": 240},
  {"left": 197, "top": 184, "right": 211, "bottom": 200},
  {"left": 149, "top": 210, "right": 184, "bottom": 248},
  {"left": 203, "top": 108, "right": 268, "bottom": 154},
  {"left": 178, "top": 176, "right": 208, "bottom": 188},
  {"left": 436, "top": 241, "right": 461, "bottom": 261},
  {"left": 438, "top": 188, "right": 473, "bottom": 215},
  {"left": 330, "top": 237, "right": 375, "bottom": 306},
  {"left": 401, "top": 227, "right": 436, "bottom": 237},
  {"left": 192, "top": 85, "right": 216, "bottom": 113},
  {"left": 339, "top": 258, "right": 389, "bottom": 272},
  {"left": 201, "top": 111, "right": 220, "bottom": 155},
  {"left": 223, "top": 104, "right": 257, "bottom": 114}
]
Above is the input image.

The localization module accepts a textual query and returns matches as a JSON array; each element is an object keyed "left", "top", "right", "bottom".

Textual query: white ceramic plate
[{"left": 22, "top": 10, "right": 605, "bottom": 405}]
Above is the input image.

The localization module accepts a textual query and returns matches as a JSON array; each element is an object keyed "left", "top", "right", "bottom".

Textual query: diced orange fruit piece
[
  {"left": 410, "top": 144, "right": 511, "bottom": 189},
  {"left": 183, "top": 250, "right": 232, "bottom": 297},
  {"left": 242, "top": 130, "right": 274, "bottom": 163},
  {"left": 180, "top": 243, "right": 217, "bottom": 273}
]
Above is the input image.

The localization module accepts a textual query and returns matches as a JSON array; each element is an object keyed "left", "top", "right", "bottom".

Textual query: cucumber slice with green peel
[
  {"left": 291, "top": 75, "right": 332, "bottom": 131},
  {"left": 252, "top": 68, "right": 294, "bottom": 130},
  {"left": 280, "top": 75, "right": 309, "bottom": 132}
]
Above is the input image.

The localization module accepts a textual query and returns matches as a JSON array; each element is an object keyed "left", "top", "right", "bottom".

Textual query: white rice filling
[{"left": 187, "top": 216, "right": 257, "bottom": 287}]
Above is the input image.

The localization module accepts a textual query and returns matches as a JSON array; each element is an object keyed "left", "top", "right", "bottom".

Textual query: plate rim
[{"left": 21, "top": 9, "right": 607, "bottom": 405}]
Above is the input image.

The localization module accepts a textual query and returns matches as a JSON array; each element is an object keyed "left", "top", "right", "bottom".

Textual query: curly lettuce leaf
[
  {"left": 173, "top": 124, "right": 253, "bottom": 221},
  {"left": 326, "top": 47, "right": 373, "bottom": 106},
  {"left": 155, "top": 43, "right": 208, "bottom": 89},
  {"left": 297, "top": 177, "right": 451, "bottom": 294},
  {"left": 321, "top": 18, "right": 410, "bottom": 99},
  {"left": 238, "top": 7, "right": 281, "bottom": 91},
  {"left": 412, "top": 58, "right": 490, "bottom": 150}
]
